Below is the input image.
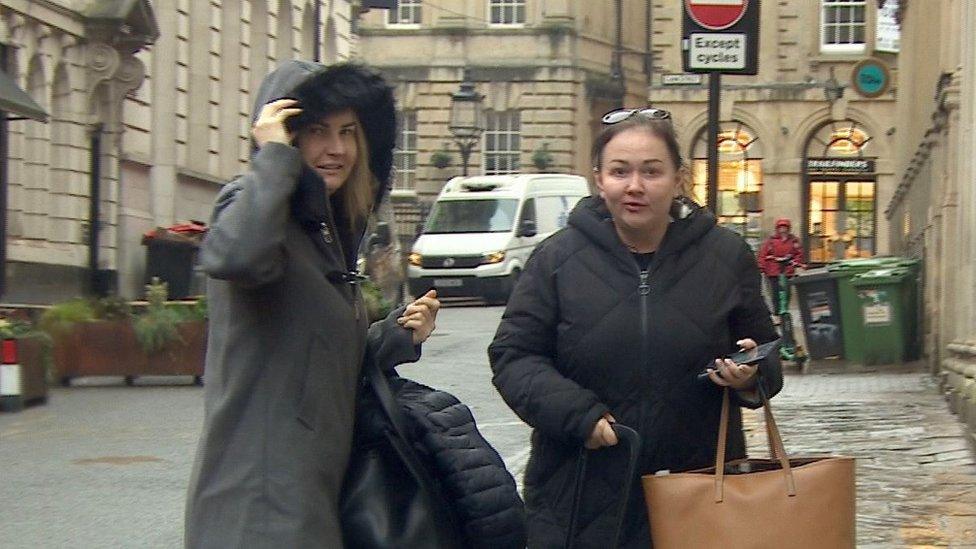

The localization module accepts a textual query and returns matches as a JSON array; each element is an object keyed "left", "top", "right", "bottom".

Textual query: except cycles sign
[{"left": 682, "top": 0, "right": 760, "bottom": 75}]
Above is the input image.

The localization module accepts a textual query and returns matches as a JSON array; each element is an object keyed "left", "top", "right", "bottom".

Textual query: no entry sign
[
  {"left": 686, "top": 0, "right": 748, "bottom": 31},
  {"left": 682, "top": 0, "right": 760, "bottom": 74}
]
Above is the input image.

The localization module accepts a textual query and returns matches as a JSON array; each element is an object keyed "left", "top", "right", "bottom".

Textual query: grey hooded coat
[{"left": 184, "top": 61, "right": 414, "bottom": 548}]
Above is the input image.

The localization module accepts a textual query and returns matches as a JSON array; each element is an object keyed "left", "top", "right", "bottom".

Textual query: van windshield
[{"left": 423, "top": 199, "right": 519, "bottom": 234}]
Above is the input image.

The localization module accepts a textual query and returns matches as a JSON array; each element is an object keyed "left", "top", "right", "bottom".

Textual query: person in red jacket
[{"left": 758, "top": 218, "right": 805, "bottom": 311}]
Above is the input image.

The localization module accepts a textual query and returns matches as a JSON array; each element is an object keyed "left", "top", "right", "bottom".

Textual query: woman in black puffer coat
[{"left": 489, "top": 109, "right": 783, "bottom": 548}]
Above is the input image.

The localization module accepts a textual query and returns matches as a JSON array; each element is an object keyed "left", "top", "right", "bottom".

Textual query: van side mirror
[
  {"left": 375, "top": 222, "right": 392, "bottom": 247},
  {"left": 518, "top": 219, "right": 537, "bottom": 238}
]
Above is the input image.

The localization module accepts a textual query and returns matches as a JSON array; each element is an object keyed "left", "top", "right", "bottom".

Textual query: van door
[{"left": 512, "top": 198, "right": 538, "bottom": 271}]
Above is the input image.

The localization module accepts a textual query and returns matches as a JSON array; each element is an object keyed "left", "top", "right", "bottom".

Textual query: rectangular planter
[
  {"left": 54, "top": 320, "right": 206, "bottom": 385},
  {"left": 146, "top": 320, "right": 207, "bottom": 376}
]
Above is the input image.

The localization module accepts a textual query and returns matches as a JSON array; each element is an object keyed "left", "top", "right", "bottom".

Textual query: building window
[
  {"left": 394, "top": 111, "right": 417, "bottom": 191},
  {"left": 388, "top": 0, "right": 422, "bottom": 25},
  {"left": 692, "top": 122, "right": 764, "bottom": 250},
  {"left": 821, "top": 0, "right": 867, "bottom": 53},
  {"left": 483, "top": 110, "right": 521, "bottom": 175},
  {"left": 804, "top": 120, "right": 876, "bottom": 263},
  {"left": 489, "top": 0, "right": 526, "bottom": 25}
]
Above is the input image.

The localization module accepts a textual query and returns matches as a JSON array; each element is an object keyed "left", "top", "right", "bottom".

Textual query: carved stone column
[{"left": 84, "top": 42, "right": 149, "bottom": 275}]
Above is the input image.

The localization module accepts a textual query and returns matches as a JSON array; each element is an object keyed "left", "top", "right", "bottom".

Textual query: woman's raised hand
[
  {"left": 397, "top": 290, "right": 441, "bottom": 345},
  {"left": 251, "top": 99, "right": 302, "bottom": 148},
  {"left": 706, "top": 338, "right": 759, "bottom": 390}
]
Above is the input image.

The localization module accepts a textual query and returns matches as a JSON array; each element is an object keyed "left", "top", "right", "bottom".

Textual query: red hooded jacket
[{"left": 758, "top": 219, "right": 804, "bottom": 277}]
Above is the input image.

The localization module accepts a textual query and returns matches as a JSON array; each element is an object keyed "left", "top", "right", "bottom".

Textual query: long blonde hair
[{"left": 336, "top": 119, "right": 376, "bottom": 228}]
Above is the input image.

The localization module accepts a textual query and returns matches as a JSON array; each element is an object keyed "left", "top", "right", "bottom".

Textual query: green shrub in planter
[
  {"left": 93, "top": 295, "right": 133, "bottom": 321},
  {"left": 134, "top": 277, "right": 184, "bottom": 355},
  {"left": 38, "top": 299, "right": 95, "bottom": 338},
  {"left": 361, "top": 280, "right": 393, "bottom": 323}
]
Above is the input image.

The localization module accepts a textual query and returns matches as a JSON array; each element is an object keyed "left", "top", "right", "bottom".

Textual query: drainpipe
[
  {"left": 88, "top": 123, "right": 104, "bottom": 296},
  {"left": 612, "top": 0, "right": 625, "bottom": 106},
  {"left": 645, "top": 0, "right": 653, "bottom": 89},
  {"left": 313, "top": 0, "right": 322, "bottom": 62}
]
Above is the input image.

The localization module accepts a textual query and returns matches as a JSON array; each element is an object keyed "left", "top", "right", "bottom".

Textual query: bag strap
[
  {"left": 566, "top": 424, "right": 641, "bottom": 549},
  {"left": 713, "top": 384, "right": 796, "bottom": 503}
]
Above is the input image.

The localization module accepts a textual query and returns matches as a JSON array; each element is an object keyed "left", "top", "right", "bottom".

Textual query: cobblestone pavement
[
  {"left": 744, "top": 370, "right": 976, "bottom": 548},
  {"left": 1, "top": 302, "right": 975, "bottom": 547}
]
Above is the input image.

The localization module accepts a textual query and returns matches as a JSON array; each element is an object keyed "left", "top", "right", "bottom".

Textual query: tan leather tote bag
[{"left": 641, "top": 387, "right": 855, "bottom": 549}]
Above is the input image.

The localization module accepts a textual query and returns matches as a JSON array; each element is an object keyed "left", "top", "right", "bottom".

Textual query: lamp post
[
  {"left": 448, "top": 69, "right": 485, "bottom": 176},
  {"left": 823, "top": 67, "right": 845, "bottom": 105}
]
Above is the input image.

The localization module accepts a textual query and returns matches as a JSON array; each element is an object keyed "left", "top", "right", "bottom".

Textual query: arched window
[
  {"left": 692, "top": 121, "right": 764, "bottom": 249},
  {"left": 804, "top": 119, "right": 876, "bottom": 263}
]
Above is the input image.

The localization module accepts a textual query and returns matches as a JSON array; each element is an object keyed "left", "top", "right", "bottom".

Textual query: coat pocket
[{"left": 297, "top": 335, "right": 330, "bottom": 431}]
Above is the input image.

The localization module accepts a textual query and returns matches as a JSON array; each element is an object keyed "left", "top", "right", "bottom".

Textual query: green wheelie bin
[
  {"left": 846, "top": 267, "right": 919, "bottom": 365},
  {"left": 827, "top": 257, "right": 919, "bottom": 363}
]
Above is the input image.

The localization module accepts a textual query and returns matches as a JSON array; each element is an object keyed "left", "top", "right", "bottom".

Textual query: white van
[{"left": 407, "top": 173, "right": 589, "bottom": 303}]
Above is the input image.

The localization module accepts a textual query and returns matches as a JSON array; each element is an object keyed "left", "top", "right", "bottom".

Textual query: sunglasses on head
[{"left": 601, "top": 107, "right": 672, "bottom": 125}]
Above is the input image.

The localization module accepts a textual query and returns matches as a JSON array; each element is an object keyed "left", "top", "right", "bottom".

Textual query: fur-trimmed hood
[{"left": 250, "top": 60, "right": 397, "bottom": 212}]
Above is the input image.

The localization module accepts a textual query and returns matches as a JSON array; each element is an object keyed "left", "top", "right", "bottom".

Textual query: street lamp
[
  {"left": 448, "top": 69, "right": 485, "bottom": 176},
  {"left": 823, "top": 67, "right": 845, "bottom": 104}
]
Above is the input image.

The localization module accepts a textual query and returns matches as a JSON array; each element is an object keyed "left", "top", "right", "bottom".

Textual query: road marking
[
  {"left": 477, "top": 420, "right": 526, "bottom": 428},
  {"left": 504, "top": 446, "right": 532, "bottom": 495}
]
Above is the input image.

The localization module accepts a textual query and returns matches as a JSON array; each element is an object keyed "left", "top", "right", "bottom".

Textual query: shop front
[{"left": 803, "top": 120, "right": 877, "bottom": 264}]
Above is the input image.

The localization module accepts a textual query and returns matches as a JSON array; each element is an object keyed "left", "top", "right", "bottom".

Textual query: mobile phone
[{"left": 696, "top": 339, "right": 781, "bottom": 382}]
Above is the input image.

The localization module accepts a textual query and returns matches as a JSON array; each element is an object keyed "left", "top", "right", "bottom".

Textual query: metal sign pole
[{"left": 707, "top": 73, "right": 720, "bottom": 214}]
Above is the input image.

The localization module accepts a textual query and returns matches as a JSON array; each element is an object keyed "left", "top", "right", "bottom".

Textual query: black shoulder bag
[{"left": 340, "top": 358, "right": 464, "bottom": 549}]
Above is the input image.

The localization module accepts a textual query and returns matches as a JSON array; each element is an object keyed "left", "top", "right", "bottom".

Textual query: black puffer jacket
[
  {"left": 395, "top": 378, "right": 527, "bottom": 549},
  {"left": 489, "top": 196, "right": 782, "bottom": 548},
  {"left": 353, "top": 375, "right": 527, "bottom": 549}
]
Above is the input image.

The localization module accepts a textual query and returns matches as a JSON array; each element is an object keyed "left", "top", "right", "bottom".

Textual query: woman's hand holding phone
[{"left": 704, "top": 338, "right": 760, "bottom": 390}]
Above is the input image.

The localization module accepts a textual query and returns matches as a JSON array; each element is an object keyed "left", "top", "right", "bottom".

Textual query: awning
[{"left": 0, "top": 69, "right": 47, "bottom": 122}]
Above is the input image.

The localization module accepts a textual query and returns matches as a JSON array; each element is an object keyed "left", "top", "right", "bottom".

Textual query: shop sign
[
  {"left": 805, "top": 158, "right": 875, "bottom": 174},
  {"left": 876, "top": 0, "right": 900, "bottom": 53}
]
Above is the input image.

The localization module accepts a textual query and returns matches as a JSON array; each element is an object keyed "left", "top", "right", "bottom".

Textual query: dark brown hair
[{"left": 591, "top": 117, "right": 684, "bottom": 172}]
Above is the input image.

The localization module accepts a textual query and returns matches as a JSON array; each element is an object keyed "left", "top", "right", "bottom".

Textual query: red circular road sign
[{"left": 685, "top": 0, "right": 749, "bottom": 31}]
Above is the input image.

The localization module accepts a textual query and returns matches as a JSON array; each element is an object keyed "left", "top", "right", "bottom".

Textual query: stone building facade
[
  {"left": 0, "top": 0, "right": 159, "bottom": 303},
  {"left": 119, "top": 0, "right": 356, "bottom": 297},
  {"left": 1, "top": 0, "right": 358, "bottom": 303},
  {"left": 649, "top": 0, "right": 899, "bottom": 258},
  {"left": 356, "top": 0, "right": 652, "bottom": 235},
  {"left": 885, "top": 0, "right": 976, "bottom": 432}
]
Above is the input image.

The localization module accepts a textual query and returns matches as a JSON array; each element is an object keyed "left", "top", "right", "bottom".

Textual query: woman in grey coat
[{"left": 185, "top": 61, "right": 439, "bottom": 548}]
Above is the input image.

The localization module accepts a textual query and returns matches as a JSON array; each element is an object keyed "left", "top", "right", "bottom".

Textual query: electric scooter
[{"left": 773, "top": 257, "right": 808, "bottom": 373}]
